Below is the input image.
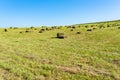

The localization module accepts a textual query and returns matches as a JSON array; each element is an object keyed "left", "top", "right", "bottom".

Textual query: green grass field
[{"left": 0, "top": 20, "right": 120, "bottom": 80}]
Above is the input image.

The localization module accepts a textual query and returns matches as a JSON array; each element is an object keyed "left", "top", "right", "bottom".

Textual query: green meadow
[{"left": 0, "top": 20, "right": 120, "bottom": 80}]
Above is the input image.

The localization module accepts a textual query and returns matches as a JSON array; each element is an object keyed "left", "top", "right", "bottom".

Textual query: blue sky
[{"left": 0, "top": 0, "right": 120, "bottom": 27}]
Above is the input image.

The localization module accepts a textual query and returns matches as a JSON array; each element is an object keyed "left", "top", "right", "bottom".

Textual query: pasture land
[{"left": 0, "top": 20, "right": 120, "bottom": 80}]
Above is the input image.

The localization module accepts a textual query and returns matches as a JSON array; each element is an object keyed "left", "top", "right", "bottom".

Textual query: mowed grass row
[{"left": 0, "top": 24, "right": 120, "bottom": 80}]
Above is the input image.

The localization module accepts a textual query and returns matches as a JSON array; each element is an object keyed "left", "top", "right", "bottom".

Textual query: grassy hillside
[{"left": 0, "top": 20, "right": 120, "bottom": 80}]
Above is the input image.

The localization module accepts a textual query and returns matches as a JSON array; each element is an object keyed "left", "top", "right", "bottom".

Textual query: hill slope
[{"left": 0, "top": 20, "right": 120, "bottom": 80}]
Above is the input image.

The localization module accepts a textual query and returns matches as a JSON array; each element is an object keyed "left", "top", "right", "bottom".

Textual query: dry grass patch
[{"left": 56, "top": 66, "right": 81, "bottom": 74}]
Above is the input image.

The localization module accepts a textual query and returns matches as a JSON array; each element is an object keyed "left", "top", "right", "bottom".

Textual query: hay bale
[
  {"left": 77, "top": 32, "right": 81, "bottom": 34},
  {"left": 46, "top": 28, "right": 49, "bottom": 30},
  {"left": 85, "top": 25, "right": 88, "bottom": 28},
  {"left": 87, "top": 29, "right": 92, "bottom": 31},
  {"left": 39, "top": 30, "right": 43, "bottom": 33},
  {"left": 107, "top": 24, "right": 110, "bottom": 27},
  {"left": 4, "top": 29, "right": 8, "bottom": 32},
  {"left": 91, "top": 25, "right": 94, "bottom": 27},
  {"left": 41, "top": 29, "right": 45, "bottom": 31},
  {"left": 25, "top": 30, "right": 30, "bottom": 33},
  {"left": 72, "top": 26, "right": 75, "bottom": 29},
  {"left": 50, "top": 27, "right": 56, "bottom": 30},
  {"left": 70, "top": 29, "right": 74, "bottom": 31},
  {"left": 49, "top": 28, "right": 53, "bottom": 30},
  {"left": 57, "top": 27, "right": 61, "bottom": 29},
  {"left": 66, "top": 26, "right": 71, "bottom": 28},
  {"left": 19, "top": 31, "right": 23, "bottom": 33},
  {"left": 57, "top": 33, "right": 65, "bottom": 39},
  {"left": 93, "top": 28, "right": 97, "bottom": 30}
]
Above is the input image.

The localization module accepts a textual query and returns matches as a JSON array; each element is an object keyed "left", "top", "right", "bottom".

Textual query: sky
[{"left": 0, "top": 0, "right": 120, "bottom": 27}]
